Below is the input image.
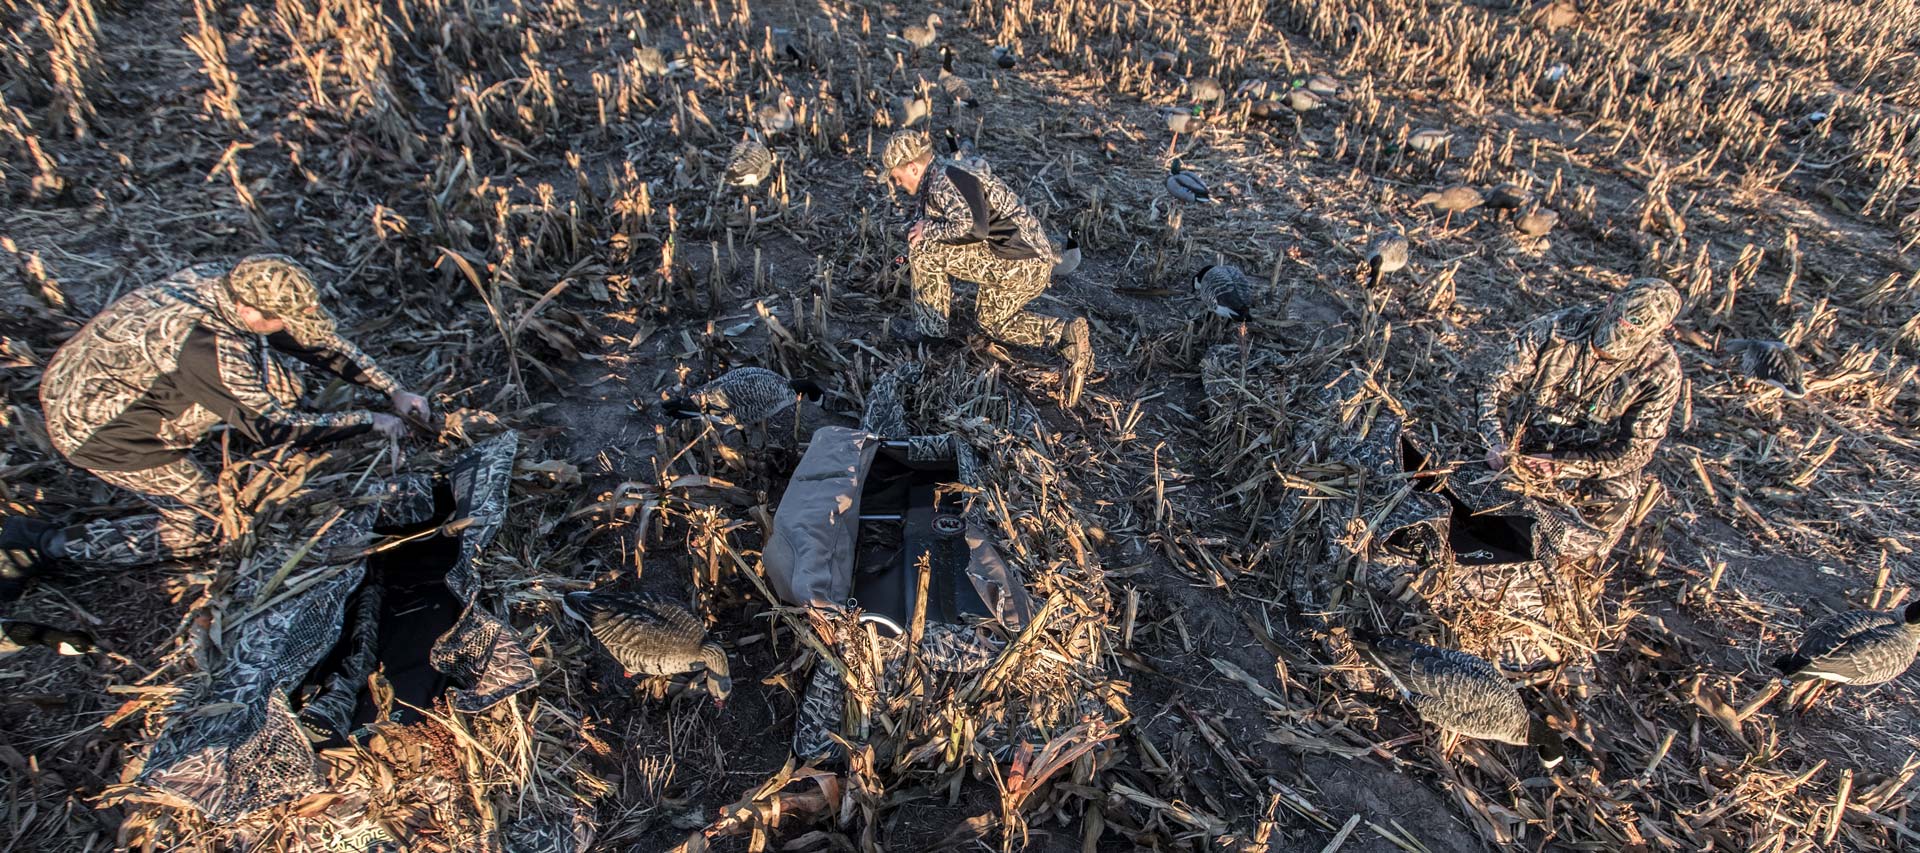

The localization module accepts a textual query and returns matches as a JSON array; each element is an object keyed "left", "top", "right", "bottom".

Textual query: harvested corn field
[{"left": 1, "top": 0, "right": 1918, "bottom": 850}]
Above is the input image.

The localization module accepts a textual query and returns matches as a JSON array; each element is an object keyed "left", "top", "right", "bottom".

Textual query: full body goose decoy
[
  {"left": 900, "top": 13, "right": 941, "bottom": 50},
  {"left": 563, "top": 591, "right": 732, "bottom": 706},
  {"left": 1366, "top": 230, "right": 1410, "bottom": 288},
  {"left": 939, "top": 46, "right": 979, "bottom": 108},
  {"left": 1726, "top": 338, "right": 1808, "bottom": 399},
  {"left": 942, "top": 127, "right": 990, "bottom": 174},
  {"left": 1166, "top": 160, "right": 1219, "bottom": 205},
  {"left": 1775, "top": 600, "right": 1920, "bottom": 699},
  {"left": 635, "top": 46, "right": 687, "bottom": 77},
  {"left": 664, "top": 367, "right": 825, "bottom": 426},
  {"left": 756, "top": 93, "right": 797, "bottom": 136},
  {"left": 1416, "top": 184, "right": 1485, "bottom": 227},
  {"left": 991, "top": 45, "right": 1017, "bottom": 69},
  {"left": 1355, "top": 629, "right": 1565, "bottom": 766},
  {"left": 1194, "top": 263, "right": 1254, "bottom": 321},
  {"left": 725, "top": 135, "right": 774, "bottom": 188},
  {"left": 1053, "top": 237, "right": 1083, "bottom": 277}
]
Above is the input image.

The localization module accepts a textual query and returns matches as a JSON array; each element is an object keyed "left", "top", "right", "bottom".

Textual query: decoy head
[
  {"left": 1192, "top": 264, "right": 1215, "bottom": 287},
  {"left": 1168, "top": 158, "right": 1186, "bottom": 175},
  {"left": 1904, "top": 600, "right": 1920, "bottom": 624},
  {"left": 701, "top": 642, "right": 732, "bottom": 708},
  {"left": 1529, "top": 717, "right": 1567, "bottom": 768},
  {"left": 662, "top": 397, "right": 701, "bottom": 420}
]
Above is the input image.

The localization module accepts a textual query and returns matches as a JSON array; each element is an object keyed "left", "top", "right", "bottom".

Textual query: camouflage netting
[{"left": 118, "top": 431, "right": 533, "bottom": 827}]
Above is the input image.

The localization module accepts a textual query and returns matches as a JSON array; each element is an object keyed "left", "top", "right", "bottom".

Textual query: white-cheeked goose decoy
[
  {"left": 1194, "top": 263, "right": 1254, "bottom": 321},
  {"left": 1775, "top": 600, "right": 1920, "bottom": 686},
  {"left": 1053, "top": 237, "right": 1082, "bottom": 277},
  {"left": 939, "top": 46, "right": 978, "bottom": 108},
  {"left": 725, "top": 135, "right": 774, "bottom": 188}
]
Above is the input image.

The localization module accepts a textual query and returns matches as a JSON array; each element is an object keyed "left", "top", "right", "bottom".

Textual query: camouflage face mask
[
  {"left": 1592, "top": 278, "right": 1680, "bottom": 358},
  {"left": 226, "top": 254, "right": 339, "bottom": 345}
]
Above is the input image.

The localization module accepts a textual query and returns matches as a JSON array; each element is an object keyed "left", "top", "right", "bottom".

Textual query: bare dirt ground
[{"left": 2, "top": 0, "right": 1919, "bottom": 850}]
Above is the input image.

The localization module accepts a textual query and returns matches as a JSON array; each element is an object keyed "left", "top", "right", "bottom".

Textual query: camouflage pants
[
  {"left": 909, "top": 240, "right": 1062, "bottom": 347},
  {"left": 62, "top": 355, "right": 305, "bottom": 568}
]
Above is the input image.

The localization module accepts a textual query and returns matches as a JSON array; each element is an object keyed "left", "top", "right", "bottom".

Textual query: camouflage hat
[
  {"left": 881, "top": 129, "right": 933, "bottom": 171},
  {"left": 1592, "top": 277, "right": 1681, "bottom": 358},
  {"left": 226, "top": 254, "right": 337, "bottom": 345}
]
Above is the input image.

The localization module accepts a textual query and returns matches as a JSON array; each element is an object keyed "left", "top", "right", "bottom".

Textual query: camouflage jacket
[
  {"left": 40, "top": 263, "right": 398, "bottom": 472},
  {"left": 919, "top": 161, "right": 1056, "bottom": 263},
  {"left": 1475, "top": 305, "right": 1681, "bottom": 480}
]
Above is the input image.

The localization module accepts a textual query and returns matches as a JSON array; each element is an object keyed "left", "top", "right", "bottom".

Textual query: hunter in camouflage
[
  {"left": 882, "top": 130, "right": 1094, "bottom": 402},
  {"left": 1, "top": 255, "right": 429, "bottom": 589},
  {"left": 1476, "top": 277, "right": 1685, "bottom": 533}
]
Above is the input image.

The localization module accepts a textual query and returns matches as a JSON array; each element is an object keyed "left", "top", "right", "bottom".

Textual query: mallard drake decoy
[
  {"left": 938, "top": 47, "right": 978, "bottom": 108},
  {"left": 1775, "top": 600, "right": 1920, "bottom": 686},
  {"left": 1416, "top": 185, "right": 1484, "bottom": 227},
  {"left": 664, "top": 367, "right": 825, "bottom": 425},
  {"left": 1354, "top": 629, "right": 1565, "bottom": 766},
  {"left": 563, "top": 591, "right": 732, "bottom": 706},
  {"left": 1366, "top": 230, "right": 1410, "bottom": 288},
  {"left": 1486, "top": 183, "right": 1529, "bottom": 213},
  {"left": 1727, "top": 339, "right": 1808, "bottom": 398},
  {"left": 1053, "top": 237, "right": 1082, "bottom": 277},
  {"left": 1188, "top": 76, "right": 1225, "bottom": 106},
  {"left": 991, "top": 45, "right": 1016, "bottom": 69},
  {"left": 1195, "top": 263, "right": 1254, "bottom": 320},
  {"left": 1164, "top": 105, "right": 1204, "bottom": 134},
  {"left": 1515, "top": 205, "right": 1559, "bottom": 237},
  {"left": 1408, "top": 128, "right": 1453, "bottom": 154},
  {"left": 901, "top": 13, "right": 941, "bottom": 50},
  {"left": 756, "top": 93, "right": 797, "bottom": 136},
  {"left": 1, "top": 619, "right": 94, "bottom": 656},
  {"left": 725, "top": 135, "right": 774, "bottom": 188},
  {"left": 1166, "top": 160, "right": 1219, "bottom": 205}
]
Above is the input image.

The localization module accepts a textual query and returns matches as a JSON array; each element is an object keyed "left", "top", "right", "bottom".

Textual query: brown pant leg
[{"left": 64, "top": 458, "right": 221, "bottom": 567}]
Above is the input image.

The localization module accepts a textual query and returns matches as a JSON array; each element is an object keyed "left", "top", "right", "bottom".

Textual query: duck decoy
[
  {"left": 1416, "top": 184, "right": 1484, "bottom": 227},
  {"left": 991, "top": 45, "right": 1017, "bottom": 69},
  {"left": 664, "top": 367, "right": 825, "bottom": 425},
  {"left": 1166, "top": 160, "right": 1219, "bottom": 205},
  {"left": 1515, "top": 205, "right": 1559, "bottom": 237},
  {"left": 563, "top": 591, "right": 732, "bottom": 707},
  {"left": 1366, "top": 230, "right": 1410, "bottom": 288},
  {"left": 1188, "top": 76, "right": 1225, "bottom": 106},
  {"left": 1727, "top": 339, "right": 1808, "bottom": 398},
  {"left": 1486, "top": 183, "right": 1529, "bottom": 213},
  {"left": 1354, "top": 629, "right": 1565, "bottom": 766},
  {"left": 1408, "top": 128, "right": 1453, "bottom": 154}
]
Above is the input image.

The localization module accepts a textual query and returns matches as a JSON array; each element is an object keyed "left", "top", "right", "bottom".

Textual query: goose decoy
[
  {"left": 942, "top": 127, "right": 990, "bottom": 174},
  {"left": 1053, "top": 237, "right": 1083, "bottom": 277},
  {"left": 991, "top": 45, "right": 1017, "bottom": 69},
  {"left": 1187, "top": 76, "right": 1225, "bottom": 106},
  {"left": 725, "top": 135, "right": 774, "bottom": 188},
  {"left": 1727, "top": 339, "right": 1808, "bottom": 398},
  {"left": 901, "top": 13, "right": 941, "bottom": 50},
  {"left": 1416, "top": 184, "right": 1485, "bottom": 227},
  {"left": 1485, "top": 183, "right": 1529, "bottom": 213},
  {"left": 939, "top": 47, "right": 978, "bottom": 108},
  {"left": 1366, "top": 230, "right": 1410, "bottom": 288},
  {"left": 895, "top": 89, "right": 932, "bottom": 127},
  {"left": 1354, "top": 629, "right": 1565, "bottom": 766},
  {"left": 1408, "top": 128, "right": 1453, "bottom": 154},
  {"left": 1, "top": 619, "right": 94, "bottom": 656},
  {"left": 1515, "top": 205, "right": 1559, "bottom": 238},
  {"left": 1775, "top": 600, "right": 1920, "bottom": 687},
  {"left": 1166, "top": 160, "right": 1219, "bottom": 205},
  {"left": 562, "top": 591, "right": 732, "bottom": 706},
  {"left": 756, "top": 93, "right": 797, "bottom": 136},
  {"left": 664, "top": 367, "right": 825, "bottom": 425},
  {"left": 1195, "top": 263, "right": 1254, "bottom": 321}
]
